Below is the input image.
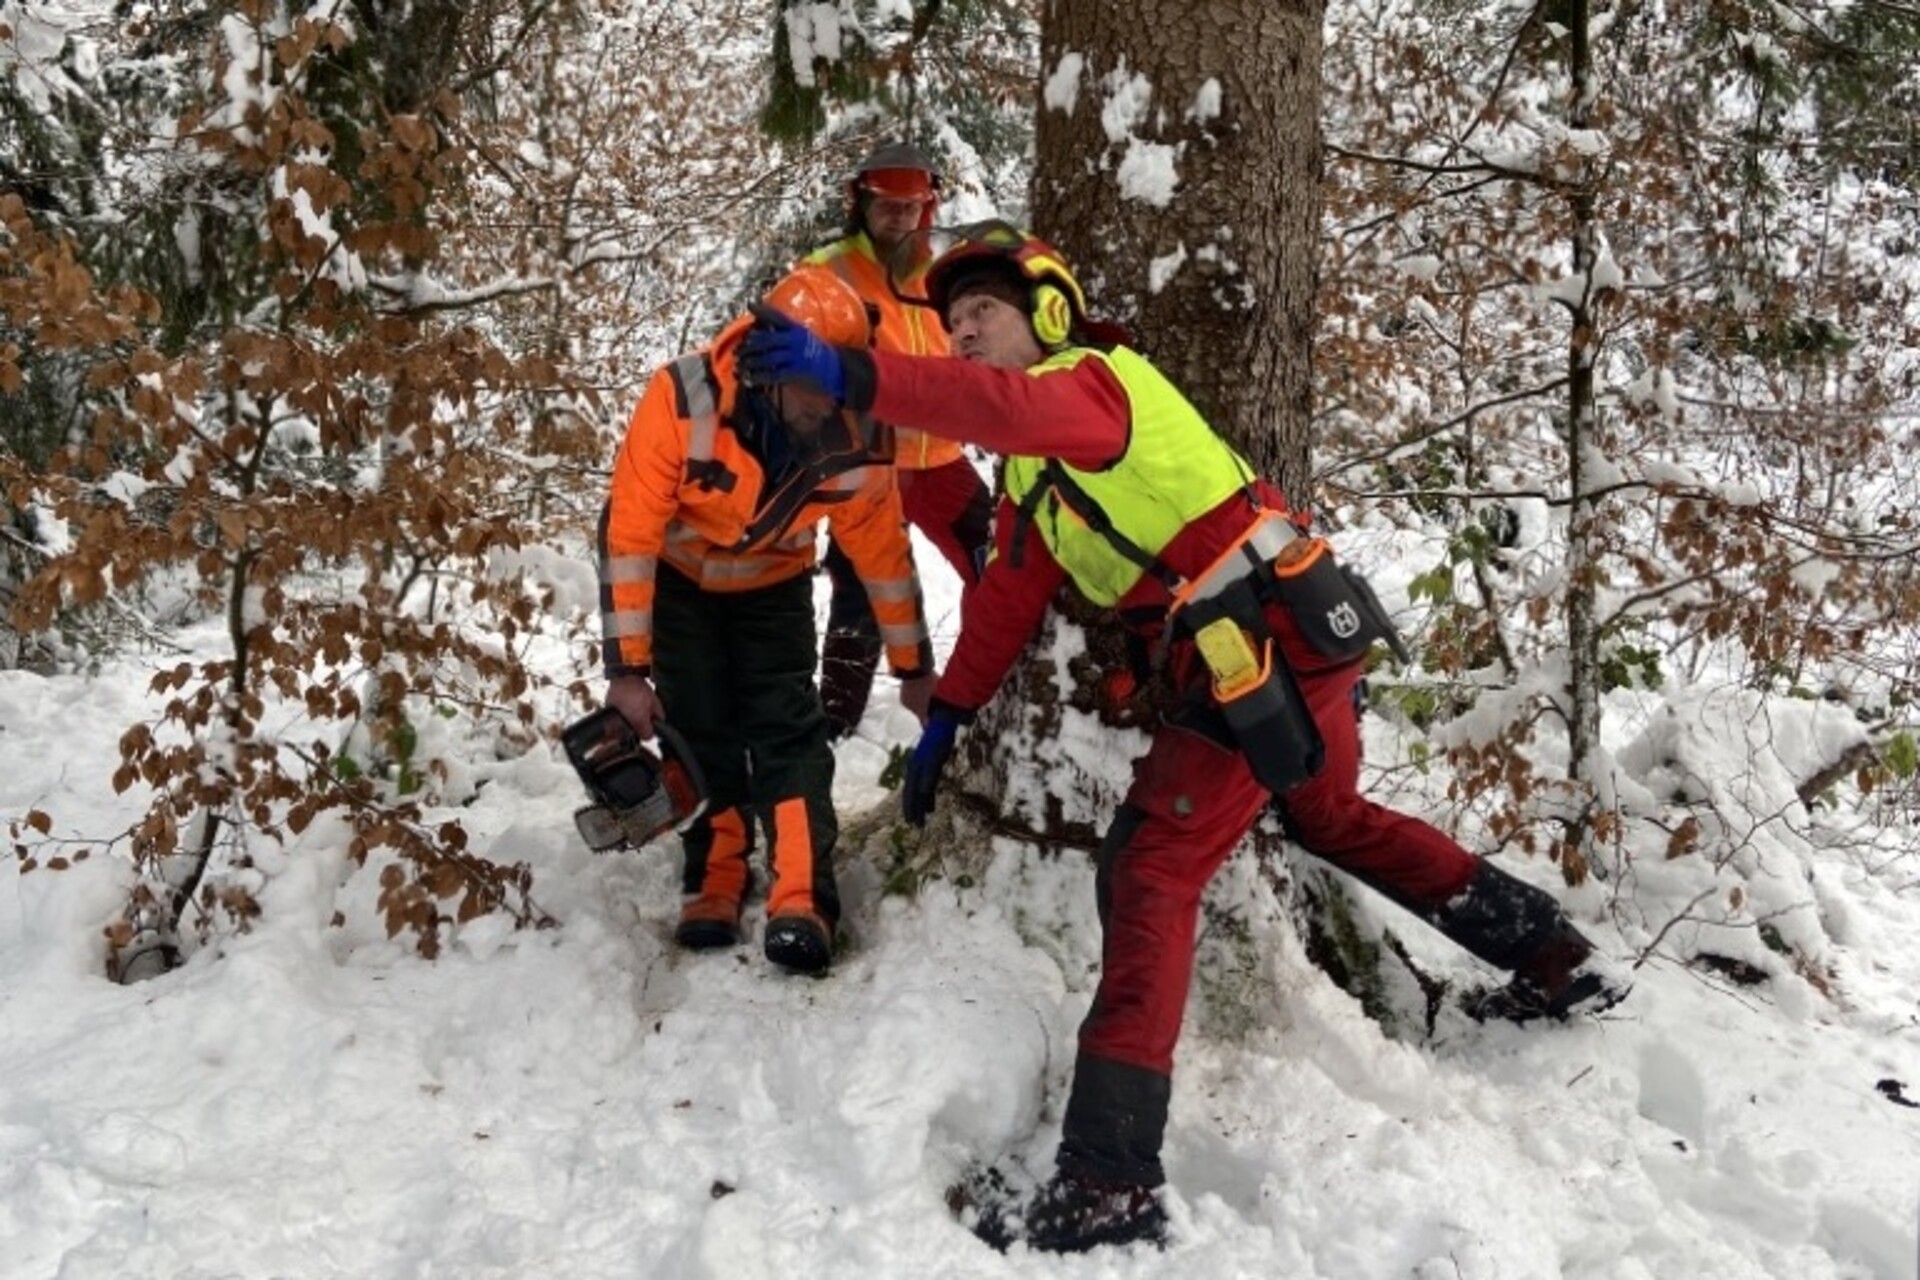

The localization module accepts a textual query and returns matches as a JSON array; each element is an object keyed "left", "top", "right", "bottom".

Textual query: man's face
[
  {"left": 863, "top": 195, "right": 929, "bottom": 257},
  {"left": 773, "top": 382, "right": 837, "bottom": 438},
  {"left": 946, "top": 289, "right": 1044, "bottom": 370}
]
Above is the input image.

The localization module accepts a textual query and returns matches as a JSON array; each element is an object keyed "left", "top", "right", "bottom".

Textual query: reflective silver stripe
[
  {"left": 662, "top": 528, "right": 805, "bottom": 574},
  {"left": 694, "top": 556, "right": 796, "bottom": 586},
  {"left": 880, "top": 620, "right": 928, "bottom": 647},
  {"left": 820, "top": 468, "right": 870, "bottom": 493},
  {"left": 602, "top": 609, "right": 652, "bottom": 638},
  {"left": 605, "top": 553, "right": 656, "bottom": 582},
  {"left": 666, "top": 523, "right": 708, "bottom": 546},
  {"left": 865, "top": 578, "right": 916, "bottom": 602},
  {"left": 673, "top": 353, "right": 719, "bottom": 463},
  {"left": 1187, "top": 512, "right": 1297, "bottom": 604}
]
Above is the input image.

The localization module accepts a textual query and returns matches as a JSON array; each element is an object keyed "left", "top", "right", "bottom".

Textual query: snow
[
  {"left": 1627, "top": 370, "right": 1684, "bottom": 422},
  {"left": 1090, "top": 61, "right": 1181, "bottom": 209},
  {"left": 1096, "top": 63, "right": 1152, "bottom": 145},
  {"left": 1115, "top": 141, "right": 1180, "bottom": 209},
  {"left": 1791, "top": 555, "right": 1843, "bottom": 599},
  {"left": 6, "top": 534, "right": 1920, "bottom": 1279},
  {"left": 1187, "top": 80, "right": 1222, "bottom": 125},
  {"left": 1043, "top": 52, "right": 1084, "bottom": 115},
  {"left": 1148, "top": 243, "right": 1189, "bottom": 294},
  {"left": 782, "top": 4, "right": 844, "bottom": 89},
  {"left": 25, "top": 503, "right": 72, "bottom": 555},
  {"left": 1396, "top": 254, "right": 1444, "bottom": 281}
]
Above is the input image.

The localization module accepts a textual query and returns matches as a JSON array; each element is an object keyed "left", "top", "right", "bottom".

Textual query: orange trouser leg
[
  {"left": 765, "top": 795, "right": 836, "bottom": 927},
  {"left": 680, "top": 806, "right": 751, "bottom": 925}
]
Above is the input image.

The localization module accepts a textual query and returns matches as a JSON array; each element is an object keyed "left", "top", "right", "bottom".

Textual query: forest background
[{"left": 3, "top": 1, "right": 1920, "bottom": 1275}]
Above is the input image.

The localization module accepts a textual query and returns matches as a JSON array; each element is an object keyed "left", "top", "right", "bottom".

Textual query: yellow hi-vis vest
[{"left": 1003, "top": 346, "right": 1255, "bottom": 606}]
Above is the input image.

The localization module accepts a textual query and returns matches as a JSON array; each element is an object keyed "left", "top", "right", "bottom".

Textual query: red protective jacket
[{"left": 862, "top": 350, "right": 1313, "bottom": 710}]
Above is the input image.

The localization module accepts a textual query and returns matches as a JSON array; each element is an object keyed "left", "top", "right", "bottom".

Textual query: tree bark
[
  {"left": 1563, "top": 0, "right": 1607, "bottom": 873},
  {"left": 1032, "top": 0, "right": 1322, "bottom": 496}
]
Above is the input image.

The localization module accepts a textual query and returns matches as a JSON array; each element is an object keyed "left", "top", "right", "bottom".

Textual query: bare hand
[
  {"left": 606, "top": 674, "right": 665, "bottom": 739},
  {"left": 897, "top": 672, "right": 937, "bottom": 727}
]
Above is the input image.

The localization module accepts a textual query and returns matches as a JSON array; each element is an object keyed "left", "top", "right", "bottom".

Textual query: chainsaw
[{"left": 562, "top": 708, "right": 709, "bottom": 852}]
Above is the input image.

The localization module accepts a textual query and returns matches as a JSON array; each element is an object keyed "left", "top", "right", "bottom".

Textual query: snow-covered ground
[{"left": 5, "top": 541, "right": 1920, "bottom": 1280}]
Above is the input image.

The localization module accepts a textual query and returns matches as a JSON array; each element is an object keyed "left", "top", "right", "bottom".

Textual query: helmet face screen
[{"left": 859, "top": 167, "right": 937, "bottom": 201}]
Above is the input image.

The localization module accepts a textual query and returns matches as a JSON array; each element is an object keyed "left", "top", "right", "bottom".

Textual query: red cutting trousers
[{"left": 1081, "top": 654, "right": 1480, "bottom": 1077}]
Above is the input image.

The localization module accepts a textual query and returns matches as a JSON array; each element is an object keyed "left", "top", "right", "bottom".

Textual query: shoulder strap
[{"left": 1036, "top": 462, "right": 1183, "bottom": 592}]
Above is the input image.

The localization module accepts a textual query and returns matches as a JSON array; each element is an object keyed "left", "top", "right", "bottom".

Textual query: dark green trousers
[{"left": 651, "top": 565, "right": 840, "bottom": 923}]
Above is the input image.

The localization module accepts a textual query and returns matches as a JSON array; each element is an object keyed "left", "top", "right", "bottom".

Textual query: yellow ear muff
[{"left": 1031, "top": 283, "right": 1073, "bottom": 347}]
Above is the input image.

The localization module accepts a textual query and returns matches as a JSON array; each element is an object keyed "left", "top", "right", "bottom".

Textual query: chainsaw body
[{"left": 563, "top": 709, "right": 708, "bottom": 852}]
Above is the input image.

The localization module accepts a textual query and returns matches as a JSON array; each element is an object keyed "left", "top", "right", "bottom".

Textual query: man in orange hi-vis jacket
[
  {"left": 597, "top": 266, "right": 937, "bottom": 973},
  {"left": 803, "top": 141, "right": 993, "bottom": 739}
]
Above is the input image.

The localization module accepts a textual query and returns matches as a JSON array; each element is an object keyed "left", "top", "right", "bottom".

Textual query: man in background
[{"left": 803, "top": 142, "right": 992, "bottom": 740}]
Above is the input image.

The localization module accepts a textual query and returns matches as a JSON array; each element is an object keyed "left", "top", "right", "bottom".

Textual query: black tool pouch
[
  {"left": 1182, "top": 589, "right": 1326, "bottom": 795},
  {"left": 1271, "top": 539, "right": 1411, "bottom": 666},
  {"left": 1218, "top": 644, "right": 1325, "bottom": 794}
]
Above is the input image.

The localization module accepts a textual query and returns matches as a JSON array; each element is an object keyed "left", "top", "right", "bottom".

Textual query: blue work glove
[
  {"left": 739, "top": 305, "right": 846, "bottom": 401},
  {"left": 902, "top": 711, "right": 961, "bottom": 828}
]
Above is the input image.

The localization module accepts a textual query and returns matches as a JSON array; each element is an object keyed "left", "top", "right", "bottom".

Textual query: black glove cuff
[
  {"left": 841, "top": 347, "right": 878, "bottom": 412},
  {"left": 929, "top": 696, "right": 977, "bottom": 725}
]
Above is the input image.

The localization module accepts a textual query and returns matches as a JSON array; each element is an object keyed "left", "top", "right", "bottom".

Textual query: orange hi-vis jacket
[
  {"left": 803, "top": 232, "right": 965, "bottom": 473},
  {"left": 598, "top": 320, "right": 933, "bottom": 680}
]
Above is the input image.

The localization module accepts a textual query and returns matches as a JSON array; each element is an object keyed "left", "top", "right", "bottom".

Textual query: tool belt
[{"left": 1169, "top": 511, "right": 1410, "bottom": 793}]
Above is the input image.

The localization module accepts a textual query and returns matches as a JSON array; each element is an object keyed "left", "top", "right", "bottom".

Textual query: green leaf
[
  {"left": 1886, "top": 731, "right": 1917, "bottom": 781},
  {"left": 1406, "top": 567, "right": 1453, "bottom": 606}
]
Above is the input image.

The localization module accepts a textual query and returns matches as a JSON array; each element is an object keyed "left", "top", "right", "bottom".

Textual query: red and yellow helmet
[
  {"left": 762, "top": 266, "right": 873, "bottom": 348},
  {"left": 920, "top": 221, "right": 1091, "bottom": 346}
]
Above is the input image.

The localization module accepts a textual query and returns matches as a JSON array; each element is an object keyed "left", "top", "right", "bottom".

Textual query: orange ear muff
[{"left": 1032, "top": 283, "right": 1073, "bottom": 347}]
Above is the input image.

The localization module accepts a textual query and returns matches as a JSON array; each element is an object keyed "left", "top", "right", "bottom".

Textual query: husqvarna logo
[{"left": 1328, "top": 602, "right": 1361, "bottom": 639}]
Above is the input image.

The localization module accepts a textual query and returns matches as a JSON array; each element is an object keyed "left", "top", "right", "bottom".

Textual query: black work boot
[
  {"left": 1437, "top": 862, "right": 1630, "bottom": 1023},
  {"left": 673, "top": 896, "right": 742, "bottom": 950},
  {"left": 673, "top": 839, "right": 748, "bottom": 951},
  {"left": 971, "top": 1170, "right": 1168, "bottom": 1254},
  {"left": 763, "top": 911, "right": 833, "bottom": 974},
  {"left": 673, "top": 815, "right": 751, "bottom": 951},
  {"left": 1464, "top": 918, "right": 1631, "bottom": 1022}
]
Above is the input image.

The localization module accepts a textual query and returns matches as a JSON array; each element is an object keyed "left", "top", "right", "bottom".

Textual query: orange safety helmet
[
  {"left": 922, "top": 221, "right": 1091, "bottom": 348},
  {"left": 848, "top": 141, "right": 942, "bottom": 230},
  {"left": 762, "top": 266, "right": 874, "bottom": 348}
]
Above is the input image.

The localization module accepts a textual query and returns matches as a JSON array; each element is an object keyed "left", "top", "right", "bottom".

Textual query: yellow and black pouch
[{"left": 1177, "top": 590, "right": 1325, "bottom": 795}]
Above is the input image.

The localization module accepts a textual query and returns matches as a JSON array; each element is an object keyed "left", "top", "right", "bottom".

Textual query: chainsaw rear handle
[
  {"left": 562, "top": 707, "right": 647, "bottom": 808},
  {"left": 564, "top": 707, "right": 705, "bottom": 792},
  {"left": 649, "top": 721, "right": 707, "bottom": 821}
]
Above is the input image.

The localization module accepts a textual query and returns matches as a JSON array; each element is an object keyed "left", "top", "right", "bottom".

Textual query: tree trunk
[
  {"left": 1032, "top": 0, "right": 1321, "bottom": 494},
  {"left": 1562, "top": 0, "right": 1608, "bottom": 875}
]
